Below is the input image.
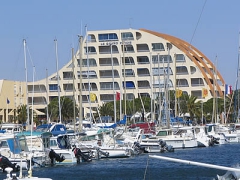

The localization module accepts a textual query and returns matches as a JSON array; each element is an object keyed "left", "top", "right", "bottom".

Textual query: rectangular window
[
  {"left": 49, "top": 84, "right": 58, "bottom": 91},
  {"left": 152, "top": 55, "right": 172, "bottom": 63},
  {"left": 152, "top": 43, "right": 165, "bottom": 51},
  {"left": 121, "top": 32, "right": 134, "bottom": 40},
  {"left": 122, "top": 69, "right": 134, "bottom": 76},
  {"left": 98, "top": 33, "right": 118, "bottom": 41},
  {"left": 176, "top": 54, "right": 185, "bottom": 62}
]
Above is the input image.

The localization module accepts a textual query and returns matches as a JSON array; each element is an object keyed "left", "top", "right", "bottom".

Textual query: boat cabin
[
  {"left": 36, "top": 123, "right": 67, "bottom": 136},
  {"left": 0, "top": 124, "right": 23, "bottom": 134}
]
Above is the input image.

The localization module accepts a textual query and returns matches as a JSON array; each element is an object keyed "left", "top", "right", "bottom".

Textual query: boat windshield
[
  {"left": 174, "top": 129, "right": 187, "bottom": 135},
  {"left": 35, "top": 127, "right": 48, "bottom": 132},
  {"left": 35, "top": 124, "right": 52, "bottom": 132}
]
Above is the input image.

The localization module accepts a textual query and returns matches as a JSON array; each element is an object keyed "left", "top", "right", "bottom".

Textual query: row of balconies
[
  {"left": 28, "top": 77, "right": 205, "bottom": 94},
  {"left": 61, "top": 66, "right": 191, "bottom": 80},
  {"left": 28, "top": 87, "right": 210, "bottom": 106},
  {"left": 76, "top": 55, "right": 183, "bottom": 66}
]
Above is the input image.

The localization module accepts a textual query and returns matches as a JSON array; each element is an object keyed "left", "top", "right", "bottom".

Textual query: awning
[{"left": 34, "top": 109, "right": 45, "bottom": 115}]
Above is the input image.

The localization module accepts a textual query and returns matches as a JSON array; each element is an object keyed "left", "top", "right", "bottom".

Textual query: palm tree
[
  {"left": 47, "top": 96, "right": 78, "bottom": 122},
  {"left": 179, "top": 94, "right": 201, "bottom": 120},
  {"left": 17, "top": 104, "right": 38, "bottom": 125},
  {"left": 17, "top": 104, "right": 28, "bottom": 124}
]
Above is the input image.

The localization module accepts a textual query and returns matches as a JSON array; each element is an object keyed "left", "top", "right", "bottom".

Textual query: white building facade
[{"left": 0, "top": 28, "right": 225, "bottom": 122}]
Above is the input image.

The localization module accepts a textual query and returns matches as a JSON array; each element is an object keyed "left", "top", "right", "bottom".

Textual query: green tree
[
  {"left": 47, "top": 96, "right": 78, "bottom": 122},
  {"left": 173, "top": 92, "right": 203, "bottom": 122},
  {"left": 98, "top": 97, "right": 152, "bottom": 120},
  {"left": 17, "top": 104, "right": 28, "bottom": 124},
  {"left": 17, "top": 104, "right": 38, "bottom": 125}
]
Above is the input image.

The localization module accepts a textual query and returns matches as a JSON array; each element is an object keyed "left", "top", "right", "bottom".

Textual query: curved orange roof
[{"left": 140, "top": 28, "right": 225, "bottom": 97}]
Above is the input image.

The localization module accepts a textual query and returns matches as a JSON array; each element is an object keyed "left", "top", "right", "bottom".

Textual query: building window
[
  {"left": 100, "top": 82, "right": 120, "bottom": 90},
  {"left": 152, "top": 55, "right": 172, "bottom": 63},
  {"left": 122, "top": 81, "right": 135, "bottom": 89},
  {"left": 176, "top": 66, "right": 188, "bottom": 75},
  {"left": 122, "top": 69, "right": 134, "bottom": 76},
  {"left": 175, "top": 54, "right": 185, "bottom": 62},
  {"left": 80, "top": 58, "right": 97, "bottom": 67},
  {"left": 123, "top": 45, "right": 134, "bottom": 52},
  {"left": 137, "top": 56, "right": 149, "bottom": 64},
  {"left": 152, "top": 43, "right": 165, "bottom": 51},
  {"left": 121, "top": 32, "right": 134, "bottom": 40},
  {"left": 49, "top": 84, "right": 58, "bottom": 91},
  {"left": 152, "top": 67, "right": 173, "bottom": 76},
  {"left": 84, "top": 46, "right": 96, "bottom": 54},
  {"left": 78, "top": 71, "right": 97, "bottom": 79},
  {"left": 98, "top": 33, "right": 118, "bottom": 41},
  {"left": 123, "top": 57, "right": 135, "bottom": 65}
]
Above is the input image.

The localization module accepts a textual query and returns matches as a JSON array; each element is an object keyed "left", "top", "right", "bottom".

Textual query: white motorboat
[
  {"left": 0, "top": 135, "right": 46, "bottom": 170},
  {"left": 194, "top": 126, "right": 218, "bottom": 147},
  {"left": 141, "top": 126, "right": 198, "bottom": 150}
]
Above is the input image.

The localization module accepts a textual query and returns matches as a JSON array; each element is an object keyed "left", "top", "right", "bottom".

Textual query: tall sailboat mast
[
  {"left": 166, "top": 43, "right": 172, "bottom": 128},
  {"left": 149, "top": 52, "right": 154, "bottom": 122},
  {"left": 157, "top": 53, "right": 162, "bottom": 127},
  {"left": 23, "top": 39, "right": 30, "bottom": 129},
  {"left": 54, "top": 39, "right": 62, "bottom": 123},
  {"left": 110, "top": 44, "right": 116, "bottom": 123},
  {"left": 85, "top": 26, "right": 92, "bottom": 125},
  {"left": 78, "top": 35, "right": 83, "bottom": 132},
  {"left": 234, "top": 32, "right": 240, "bottom": 123},
  {"left": 212, "top": 56, "right": 217, "bottom": 123},
  {"left": 123, "top": 42, "right": 126, "bottom": 116},
  {"left": 174, "top": 54, "right": 178, "bottom": 118},
  {"left": 72, "top": 47, "right": 76, "bottom": 132},
  {"left": 46, "top": 69, "right": 50, "bottom": 123}
]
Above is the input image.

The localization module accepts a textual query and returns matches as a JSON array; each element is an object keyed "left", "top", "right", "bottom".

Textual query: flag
[
  {"left": 7, "top": 98, "right": 10, "bottom": 104},
  {"left": 116, "top": 92, "right": 120, "bottom": 101},
  {"left": 176, "top": 89, "right": 182, "bottom": 98},
  {"left": 202, "top": 88, "right": 208, "bottom": 98},
  {"left": 225, "top": 84, "right": 232, "bottom": 95},
  {"left": 90, "top": 93, "right": 96, "bottom": 102}
]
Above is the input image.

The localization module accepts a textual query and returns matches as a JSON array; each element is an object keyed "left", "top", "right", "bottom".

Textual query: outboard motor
[
  {"left": 96, "top": 147, "right": 109, "bottom": 158},
  {"left": 208, "top": 135, "right": 220, "bottom": 146},
  {"left": 133, "top": 142, "right": 148, "bottom": 154},
  {"left": 48, "top": 149, "right": 65, "bottom": 165},
  {"left": 0, "top": 155, "right": 20, "bottom": 172},
  {"left": 72, "top": 146, "right": 92, "bottom": 163},
  {"left": 159, "top": 140, "right": 174, "bottom": 153}
]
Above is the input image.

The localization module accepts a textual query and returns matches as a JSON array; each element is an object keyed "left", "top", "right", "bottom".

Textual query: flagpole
[{"left": 6, "top": 100, "right": 8, "bottom": 123}]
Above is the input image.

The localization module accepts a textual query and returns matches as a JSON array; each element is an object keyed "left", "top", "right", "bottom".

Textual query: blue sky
[{"left": 0, "top": 0, "right": 240, "bottom": 87}]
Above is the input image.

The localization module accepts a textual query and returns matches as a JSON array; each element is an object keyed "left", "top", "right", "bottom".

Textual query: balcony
[
  {"left": 28, "top": 85, "right": 46, "bottom": 93},
  {"left": 80, "top": 83, "right": 98, "bottom": 91},
  {"left": 137, "top": 68, "right": 150, "bottom": 76},
  {"left": 99, "top": 70, "right": 119, "bottom": 78},
  {"left": 99, "top": 57, "right": 119, "bottom": 66},
  {"left": 137, "top": 44, "right": 150, "bottom": 52},
  {"left": 176, "top": 79, "right": 189, "bottom": 87},
  {"left": 137, "top": 56, "right": 149, "bottom": 64},
  {"left": 138, "top": 80, "right": 150, "bottom": 89},
  {"left": 100, "top": 82, "right": 120, "bottom": 90}
]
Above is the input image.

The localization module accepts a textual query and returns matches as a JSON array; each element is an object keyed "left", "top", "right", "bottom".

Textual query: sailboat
[{"left": 2, "top": 39, "right": 53, "bottom": 180}]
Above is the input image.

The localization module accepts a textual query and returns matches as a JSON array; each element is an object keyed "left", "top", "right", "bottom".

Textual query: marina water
[{"left": 1, "top": 143, "right": 239, "bottom": 180}]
